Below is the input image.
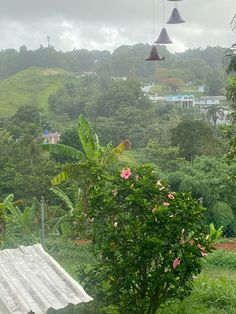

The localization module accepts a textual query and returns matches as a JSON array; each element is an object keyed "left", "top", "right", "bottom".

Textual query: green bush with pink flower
[{"left": 81, "top": 164, "right": 222, "bottom": 314}]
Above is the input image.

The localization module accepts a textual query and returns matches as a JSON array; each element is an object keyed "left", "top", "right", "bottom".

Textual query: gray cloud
[{"left": 0, "top": 0, "right": 235, "bottom": 52}]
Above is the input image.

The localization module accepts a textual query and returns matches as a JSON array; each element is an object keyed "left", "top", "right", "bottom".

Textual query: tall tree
[
  {"left": 206, "top": 104, "right": 225, "bottom": 127},
  {"left": 171, "top": 119, "right": 223, "bottom": 161},
  {"left": 205, "top": 68, "right": 225, "bottom": 96}
]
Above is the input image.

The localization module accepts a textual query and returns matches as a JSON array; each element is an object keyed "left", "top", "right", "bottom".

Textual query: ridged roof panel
[{"left": 0, "top": 244, "right": 92, "bottom": 314}]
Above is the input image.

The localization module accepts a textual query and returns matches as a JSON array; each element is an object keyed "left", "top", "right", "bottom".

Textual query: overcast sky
[{"left": 0, "top": 0, "right": 235, "bottom": 53}]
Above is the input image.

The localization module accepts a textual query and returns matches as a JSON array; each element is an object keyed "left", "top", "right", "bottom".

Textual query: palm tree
[
  {"left": 223, "top": 14, "right": 236, "bottom": 161},
  {"left": 224, "top": 46, "right": 236, "bottom": 74},
  {"left": 224, "top": 14, "right": 236, "bottom": 73},
  {"left": 206, "top": 104, "right": 225, "bottom": 127}
]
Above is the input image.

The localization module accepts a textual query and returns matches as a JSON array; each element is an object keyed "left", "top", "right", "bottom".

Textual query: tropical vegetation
[{"left": 0, "top": 43, "right": 235, "bottom": 313}]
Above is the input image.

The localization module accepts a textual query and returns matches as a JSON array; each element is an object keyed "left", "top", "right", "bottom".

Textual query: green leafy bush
[
  {"left": 208, "top": 202, "right": 236, "bottom": 235},
  {"left": 0, "top": 194, "right": 40, "bottom": 248},
  {"left": 82, "top": 165, "right": 221, "bottom": 314}
]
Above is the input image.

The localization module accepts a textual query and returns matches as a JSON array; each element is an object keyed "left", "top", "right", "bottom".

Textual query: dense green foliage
[
  {"left": 0, "top": 194, "right": 41, "bottom": 247},
  {"left": 224, "top": 50, "right": 236, "bottom": 164},
  {"left": 0, "top": 45, "right": 225, "bottom": 82},
  {"left": 0, "top": 105, "right": 57, "bottom": 202},
  {"left": 47, "top": 76, "right": 161, "bottom": 147},
  {"left": 80, "top": 165, "right": 221, "bottom": 313},
  {"left": 0, "top": 43, "right": 235, "bottom": 313},
  {"left": 41, "top": 243, "right": 236, "bottom": 314},
  {"left": 0, "top": 44, "right": 227, "bottom": 118},
  {"left": 171, "top": 120, "right": 223, "bottom": 160},
  {"left": 166, "top": 156, "right": 236, "bottom": 235}
]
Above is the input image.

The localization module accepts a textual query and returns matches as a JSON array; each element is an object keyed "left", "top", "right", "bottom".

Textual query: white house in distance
[
  {"left": 165, "top": 95, "right": 195, "bottom": 108},
  {"left": 164, "top": 95, "right": 230, "bottom": 125},
  {"left": 163, "top": 95, "right": 227, "bottom": 109},
  {"left": 194, "top": 96, "right": 224, "bottom": 106},
  {"left": 42, "top": 130, "right": 61, "bottom": 144},
  {"left": 142, "top": 84, "right": 230, "bottom": 125}
]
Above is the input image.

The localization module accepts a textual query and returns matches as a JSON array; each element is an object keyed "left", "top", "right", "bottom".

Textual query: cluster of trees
[
  {"left": 0, "top": 95, "right": 234, "bottom": 237},
  {"left": 48, "top": 78, "right": 159, "bottom": 147},
  {"left": 0, "top": 63, "right": 229, "bottom": 194},
  {"left": 0, "top": 44, "right": 226, "bottom": 95},
  {"left": 0, "top": 114, "right": 223, "bottom": 313},
  {"left": 0, "top": 105, "right": 57, "bottom": 202},
  {"left": 0, "top": 44, "right": 232, "bottom": 232},
  {"left": 47, "top": 75, "right": 227, "bottom": 151},
  {"left": 0, "top": 40, "right": 236, "bottom": 313}
]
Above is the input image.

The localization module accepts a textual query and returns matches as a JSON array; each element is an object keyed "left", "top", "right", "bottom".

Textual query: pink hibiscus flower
[
  {"left": 120, "top": 168, "right": 132, "bottom": 179},
  {"left": 168, "top": 193, "right": 175, "bottom": 200},
  {"left": 173, "top": 257, "right": 181, "bottom": 269}
]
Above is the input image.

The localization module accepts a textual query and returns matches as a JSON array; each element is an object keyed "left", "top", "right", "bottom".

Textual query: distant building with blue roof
[
  {"left": 165, "top": 94, "right": 195, "bottom": 108},
  {"left": 42, "top": 131, "right": 61, "bottom": 144}
]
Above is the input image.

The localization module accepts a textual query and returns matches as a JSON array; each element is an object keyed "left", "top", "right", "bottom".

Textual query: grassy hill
[{"left": 0, "top": 67, "right": 73, "bottom": 117}]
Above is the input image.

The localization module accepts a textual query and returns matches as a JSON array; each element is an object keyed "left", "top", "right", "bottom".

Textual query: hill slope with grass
[{"left": 0, "top": 67, "right": 74, "bottom": 117}]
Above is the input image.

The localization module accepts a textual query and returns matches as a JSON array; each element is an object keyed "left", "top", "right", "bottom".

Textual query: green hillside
[{"left": 0, "top": 67, "right": 73, "bottom": 117}]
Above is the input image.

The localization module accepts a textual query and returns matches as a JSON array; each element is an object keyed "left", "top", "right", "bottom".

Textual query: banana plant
[
  {"left": 42, "top": 114, "right": 129, "bottom": 217},
  {"left": 0, "top": 194, "right": 40, "bottom": 246},
  {"left": 42, "top": 114, "right": 128, "bottom": 185},
  {"left": 49, "top": 186, "right": 85, "bottom": 238}
]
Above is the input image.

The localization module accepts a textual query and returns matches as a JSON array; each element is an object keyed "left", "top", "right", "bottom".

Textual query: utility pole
[
  {"left": 40, "top": 196, "right": 45, "bottom": 248},
  {"left": 46, "top": 36, "right": 50, "bottom": 48}
]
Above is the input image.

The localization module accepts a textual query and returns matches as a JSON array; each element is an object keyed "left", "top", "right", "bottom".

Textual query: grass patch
[
  {"left": 0, "top": 67, "right": 74, "bottom": 117},
  {"left": 158, "top": 269, "right": 236, "bottom": 314},
  {"left": 204, "top": 249, "right": 236, "bottom": 270}
]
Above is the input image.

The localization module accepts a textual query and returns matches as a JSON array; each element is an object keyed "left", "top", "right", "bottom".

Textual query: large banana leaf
[
  {"left": 3, "top": 194, "right": 22, "bottom": 220},
  {"left": 51, "top": 170, "right": 69, "bottom": 185},
  {"left": 50, "top": 187, "right": 74, "bottom": 215},
  {"left": 51, "top": 162, "right": 85, "bottom": 185},
  {"left": 101, "top": 140, "right": 129, "bottom": 165},
  {"left": 42, "top": 143, "right": 85, "bottom": 160},
  {"left": 78, "top": 114, "right": 96, "bottom": 159},
  {"left": 2, "top": 194, "right": 15, "bottom": 208}
]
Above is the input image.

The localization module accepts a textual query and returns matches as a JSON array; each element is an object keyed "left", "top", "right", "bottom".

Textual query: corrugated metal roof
[{"left": 0, "top": 244, "right": 93, "bottom": 314}]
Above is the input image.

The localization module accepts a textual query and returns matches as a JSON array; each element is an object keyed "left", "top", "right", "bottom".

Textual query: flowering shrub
[
  {"left": 120, "top": 167, "right": 132, "bottom": 179},
  {"left": 84, "top": 165, "right": 222, "bottom": 314}
]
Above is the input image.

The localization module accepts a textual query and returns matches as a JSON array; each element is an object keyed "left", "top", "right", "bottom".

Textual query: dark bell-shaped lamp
[
  {"left": 145, "top": 45, "right": 165, "bottom": 61},
  {"left": 155, "top": 27, "right": 173, "bottom": 44},
  {"left": 167, "top": 7, "right": 185, "bottom": 24}
]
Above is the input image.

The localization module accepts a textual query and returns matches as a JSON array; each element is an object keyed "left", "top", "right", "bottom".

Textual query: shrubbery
[{"left": 81, "top": 165, "right": 221, "bottom": 313}]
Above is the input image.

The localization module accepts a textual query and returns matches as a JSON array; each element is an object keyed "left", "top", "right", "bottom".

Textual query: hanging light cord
[
  {"left": 162, "top": 0, "right": 166, "bottom": 26},
  {"left": 153, "top": 0, "right": 156, "bottom": 43}
]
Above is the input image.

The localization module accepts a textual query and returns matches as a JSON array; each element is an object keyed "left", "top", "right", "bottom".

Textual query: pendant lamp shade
[
  {"left": 167, "top": 7, "right": 185, "bottom": 24},
  {"left": 155, "top": 27, "right": 173, "bottom": 44},
  {"left": 145, "top": 45, "right": 165, "bottom": 61}
]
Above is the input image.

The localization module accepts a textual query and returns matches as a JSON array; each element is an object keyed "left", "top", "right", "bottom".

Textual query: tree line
[{"left": 0, "top": 44, "right": 226, "bottom": 91}]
